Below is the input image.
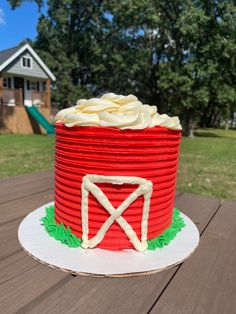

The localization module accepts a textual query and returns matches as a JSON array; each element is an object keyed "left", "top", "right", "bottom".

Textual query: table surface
[{"left": 0, "top": 170, "right": 235, "bottom": 314}]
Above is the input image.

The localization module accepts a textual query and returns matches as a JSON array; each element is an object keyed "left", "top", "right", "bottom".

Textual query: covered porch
[
  {"left": 0, "top": 73, "right": 51, "bottom": 108},
  {"left": 0, "top": 73, "right": 52, "bottom": 134}
]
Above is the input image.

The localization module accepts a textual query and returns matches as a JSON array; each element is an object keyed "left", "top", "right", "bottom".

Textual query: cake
[{"left": 42, "top": 93, "right": 184, "bottom": 252}]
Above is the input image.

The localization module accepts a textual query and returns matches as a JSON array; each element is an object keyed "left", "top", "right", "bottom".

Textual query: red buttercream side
[{"left": 54, "top": 122, "right": 182, "bottom": 250}]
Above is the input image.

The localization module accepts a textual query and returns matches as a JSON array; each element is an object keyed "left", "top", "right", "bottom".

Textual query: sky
[{"left": 0, "top": 0, "right": 44, "bottom": 51}]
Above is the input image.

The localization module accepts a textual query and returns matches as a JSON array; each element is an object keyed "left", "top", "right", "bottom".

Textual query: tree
[
  {"left": 98, "top": 0, "right": 236, "bottom": 133},
  {"left": 9, "top": 0, "right": 107, "bottom": 106},
  {"left": 8, "top": 0, "right": 236, "bottom": 134},
  {"left": 35, "top": 0, "right": 108, "bottom": 106}
]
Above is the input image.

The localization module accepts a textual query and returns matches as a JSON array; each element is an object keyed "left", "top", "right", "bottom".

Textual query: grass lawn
[
  {"left": 0, "top": 134, "right": 54, "bottom": 178},
  {"left": 0, "top": 128, "right": 236, "bottom": 199},
  {"left": 178, "top": 129, "right": 236, "bottom": 199}
]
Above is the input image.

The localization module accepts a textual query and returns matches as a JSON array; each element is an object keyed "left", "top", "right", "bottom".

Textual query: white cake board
[{"left": 18, "top": 202, "right": 199, "bottom": 277}]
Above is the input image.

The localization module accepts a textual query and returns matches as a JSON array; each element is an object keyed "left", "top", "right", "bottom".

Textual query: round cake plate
[{"left": 18, "top": 202, "right": 199, "bottom": 277}]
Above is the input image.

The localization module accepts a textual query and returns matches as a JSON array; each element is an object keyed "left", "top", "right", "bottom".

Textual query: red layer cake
[{"left": 54, "top": 119, "right": 181, "bottom": 251}]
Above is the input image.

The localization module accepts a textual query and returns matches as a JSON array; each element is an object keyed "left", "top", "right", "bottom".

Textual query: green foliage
[
  {"left": 8, "top": 0, "right": 43, "bottom": 9},
  {"left": 41, "top": 205, "right": 81, "bottom": 247},
  {"left": 7, "top": 0, "right": 236, "bottom": 130}
]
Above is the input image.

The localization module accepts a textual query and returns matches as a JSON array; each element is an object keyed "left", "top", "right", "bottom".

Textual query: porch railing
[
  {"left": 31, "top": 91, "right": 49, "bottom": 108},
  {"left": 1, "top": 88, "right": 23, "bottom": 106},
  {"left": 0, "top": 89, "right": 49, "bottom": 107}
]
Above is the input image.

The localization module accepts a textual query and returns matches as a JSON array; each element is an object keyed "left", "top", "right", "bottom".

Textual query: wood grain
[
  {"left": 19, "top": 194, "right": 221, "bottom": 314},
  {"left": 150, "top": 200, "right": 236, "bottom": 314},
  {"left": 0, "top": 251, "right": 39, "bottom": 285},
  {"left": 174, "top": 192, "right": 222, "bottom": 233},
  {"left": 1, "top": 170, "right": 230, "bottom": 314},
  {"left": 0, "top": 170, "right": 53, "bottom": 204},
  {"left": 0, "top": 264, "right": 71, "bottom": 314},
  {"left": 0, "top": 219, "right": 22, "bottom": 260},
  {"left": 0, "top": 189, "right": 54, "bottom": 225}
]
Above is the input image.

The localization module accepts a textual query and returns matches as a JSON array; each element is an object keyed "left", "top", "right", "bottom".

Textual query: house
[{"left": 0, "top": 43, "right": 56, "bottom": 134}]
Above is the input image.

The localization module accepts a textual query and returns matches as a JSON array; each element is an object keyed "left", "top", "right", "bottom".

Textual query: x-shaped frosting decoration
[{"left": 81, "top": 174, "right": 153, "bottom": 252}]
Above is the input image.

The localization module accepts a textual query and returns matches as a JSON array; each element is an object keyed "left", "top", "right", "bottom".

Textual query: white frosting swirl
[{"left": 55, "top": 93, "right": 182, "bottom": 130}]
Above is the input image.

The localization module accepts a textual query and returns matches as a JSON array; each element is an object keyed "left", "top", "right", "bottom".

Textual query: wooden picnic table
[{"left": 0, "top": 170, "right": 235, "bottom": 314}]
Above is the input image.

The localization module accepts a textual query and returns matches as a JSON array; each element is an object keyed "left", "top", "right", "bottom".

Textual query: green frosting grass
[
  {"left": 41, "top": 205, "right": 81, "bottom": 247},
  {"left": 41, "top": 206, "right": 185, "bottom": 250},
  {"left": 147, "top": 208, "right": 186, "bottom": 250}
]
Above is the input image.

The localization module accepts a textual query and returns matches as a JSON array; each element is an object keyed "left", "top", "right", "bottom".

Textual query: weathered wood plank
[
  {"left": 0, "top": 170, "right": 53, "bottom": 204},
  {"left": 0, "top": 251, "right": 39, "bottom": 285},
  {"left": 174, "top": 192, "right": 222, "bottom": 233},
  {"left": 0, "top": 219, "right": 22, "bottom": 260},
  {"left": 0, "top": 189, "right": 53, "bottom": 225},
  {"left": 0, "top": 170, "right": 52, "bottom": 189},
  {"left": 19, "top": 193, "right": 221, "bottom": 314},
  {"left": 19, "top": 274, "right": 177, "bottom": 314},
  {"left": 0, "top": 263, "right": 72, "bottom": 314},
  {"left": 0, "top": 176, "right": 72, "bottom": 314},
  {"left": 150, "top": 200, "right": 236, "bottom": 314}
]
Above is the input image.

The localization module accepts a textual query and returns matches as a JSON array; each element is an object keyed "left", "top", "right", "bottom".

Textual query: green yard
[
  {"left": 178, "top": 129, "right": 236, "bottom": 200},
  {"left": 0, "top": 134, "right": 54, "bottom": 178},
  {"left": 0, "top": 129, "right": 235, "bottom": 199}
]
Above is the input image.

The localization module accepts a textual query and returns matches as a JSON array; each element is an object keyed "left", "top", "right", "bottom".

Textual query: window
[
  {"left": 30, "top": 81, "right": 37, "bottom": 90},
  {"left": 26, "top": 81, "right": 41, "bottom": 91},
  {"left": 3, "top": 78, "right": 7, "bottom": 88},
  {"left": 21, "top": 56, "right": 32, "bottom": 69},
  {"left": 3, "top": 78, "right": 11, "bottom": 89}
]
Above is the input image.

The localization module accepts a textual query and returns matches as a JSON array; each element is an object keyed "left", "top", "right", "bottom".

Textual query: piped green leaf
[{"left": 41, "top": 205, "right": 81, "bottom": 248}]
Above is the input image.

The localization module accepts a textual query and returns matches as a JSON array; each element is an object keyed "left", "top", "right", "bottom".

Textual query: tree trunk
[{"left": 184, "top": 109, "right": 194, "bottom": 137}]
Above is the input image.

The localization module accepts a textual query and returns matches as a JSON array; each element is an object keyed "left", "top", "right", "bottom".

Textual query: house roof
[
  {"left": 0, "top": 44, "right": 56, "bottom": 81},
  {"left": 0, "top": 45, "right": 22, "bottom": 65}
]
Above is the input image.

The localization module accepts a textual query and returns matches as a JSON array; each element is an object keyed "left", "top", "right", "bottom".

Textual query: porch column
[
  {"left": 0, "top": 73, "right": 3, "bottom": 105},
  {"left": 46, "top": 79, "right": 51, "bottom": 108}
]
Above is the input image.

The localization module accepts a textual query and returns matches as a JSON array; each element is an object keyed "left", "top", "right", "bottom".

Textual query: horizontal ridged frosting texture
[{"left": 54, "top": 122, "right": 182, "bottom": 250}]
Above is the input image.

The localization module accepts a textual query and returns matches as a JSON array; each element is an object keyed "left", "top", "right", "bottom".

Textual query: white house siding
[
  {"left": 24, "top": 78, "right": 31, "bottom": 106},
  {"left": 24, "top": 77, "right": 46, "bottom": 107},
  {"left": 4, "top": 51, "right": 49, "bottom": 79}
]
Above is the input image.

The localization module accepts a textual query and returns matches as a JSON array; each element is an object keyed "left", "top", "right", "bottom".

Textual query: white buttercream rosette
[{"left": 55, "top": 93, "right": 182, "bottom": 130}]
